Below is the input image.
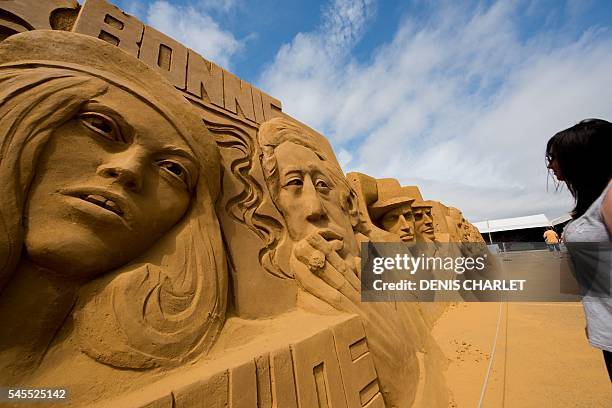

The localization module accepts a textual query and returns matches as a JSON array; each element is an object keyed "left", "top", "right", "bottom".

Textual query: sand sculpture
[
  {"left": 429, "top": 201, "right": 453, "bottom": 243},
  {"left": 0, "top": 27, "right": 227, "bottom": 392},
  {"left": 446, "top": 207, "right": 484, "bottom": 244},
  {"left": 369, "top": 180, "right": 417, "bottom": 243},
  {"left": 346, "top": 174, "right": 484, "bottom": 245},
  {"left": 410, "top": 201, "right": 436, "bottom": 243},
  {"left": 0, "top": 1, "right": 485, "bottom": 407}
]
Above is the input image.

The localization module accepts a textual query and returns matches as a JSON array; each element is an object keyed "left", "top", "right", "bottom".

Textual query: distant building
[
  {"left": 474, "top": 213, "right": 571, "bottom": 251},
  {"left": 550, "top": 213, "right": 572, "bottom": 232}
]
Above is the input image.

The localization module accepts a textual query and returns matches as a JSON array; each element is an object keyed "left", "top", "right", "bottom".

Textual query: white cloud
[
  {"left": 146, "top": 0, "right": 241, "bottom": 68},
  {"left": 198, "top": 0, "right": 239, "bottom": 14},
  {"left": 258, "top": 0, "right": 612, "bottom": 221},
  {"left": 259, "top": 0, "right": 375, "bottom": 131}
]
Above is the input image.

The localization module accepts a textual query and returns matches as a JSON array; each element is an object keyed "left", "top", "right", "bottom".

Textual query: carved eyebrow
[
  {"left": 279, "top": 167, "right": 303, "bottom": 177},
  {"left": 385, "top": 209, "right": 402, "bottom": 217},
  {"left": 82, "top": 101, "right": 134, "bottom": 136},
  {"left": 159, "top": 146, "right": 198, "bottom": 166}
]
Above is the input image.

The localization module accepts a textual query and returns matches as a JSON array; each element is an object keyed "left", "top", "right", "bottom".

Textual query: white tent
[
  {"left": 550, "top": 213, "right": 572, "bottom": 226},
  {"left": 474, "top": 214, "right": 551, "bottom": 234}
]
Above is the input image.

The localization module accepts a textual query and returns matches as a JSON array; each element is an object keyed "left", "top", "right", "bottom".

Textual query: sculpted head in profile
[
  {"left": 369, "top": 180, "right": 416, "bottom": 243},
  {"left": 0, "top": 31, "right": 226, "bottom": 377}
]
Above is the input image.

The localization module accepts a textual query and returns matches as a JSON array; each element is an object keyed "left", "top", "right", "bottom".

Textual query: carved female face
[{"left": 24, "top": 85, "right": 199, "bottom": 278}]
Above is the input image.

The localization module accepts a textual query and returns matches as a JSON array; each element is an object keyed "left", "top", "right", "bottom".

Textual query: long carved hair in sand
[{"left": 0, "top": 31, "right": 227, "bottom": 369}]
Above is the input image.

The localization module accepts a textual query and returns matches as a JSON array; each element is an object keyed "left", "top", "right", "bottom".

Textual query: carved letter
[
  {"left": 251, "top": 86, "right": 266, "bottom": 123},
  {"left": 229, "top": 360, "right": 258, "bottom": 407},
  {"left": 333, "top": 317, "right": 385, "bottom": 407},
  {"left": 72, "top": 0, "right": 143, "bottom": 57},
  {"left": 223, "top": 70, "right": 256, "bottom": 121},
  {"left": 270, "top": 347, "right": 298, "bottom": 408},
  {"left": 139, "top": 25, "right": 188, "bottom": 89},
  {"left": 291, "top": 329, "right": 347, "bottom": 408},
  {"left": 186, "top": 50, "right": 224, "bottom": 108},
  {"left": 261, "top": 92, "right": 282, "bottom": 121},
  {"left": 0, "top": 0, "right": 77, "bottom": 33}
]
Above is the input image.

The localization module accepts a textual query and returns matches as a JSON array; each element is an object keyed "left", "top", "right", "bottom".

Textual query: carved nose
[
  {"left": 97, "top": 152, "right": 144, "bottom": 192},
  {"left": 398, "top": 215, "right": 411, "bottom": 231},
  {"left": 303, "top": 180, "right": 326, "bottom": 222}
]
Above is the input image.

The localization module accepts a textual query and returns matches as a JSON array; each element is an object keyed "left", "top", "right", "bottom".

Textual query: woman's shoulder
[
  {"left": 564, "top": 181, "right": 612, "bottom": 242},
  {"left": 582, "top": 181, "right": 611, "bottom": 217},
  {"left": 599, "top": 180, "right": 612, "bottom": 235}
]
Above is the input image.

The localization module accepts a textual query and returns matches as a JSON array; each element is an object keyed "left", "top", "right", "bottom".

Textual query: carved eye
[
  {"left": 385, "top": 214, "right": 398, "bottom": 222},
  {"left": 285, "top": 178, "right": 303, "bottom": 187},
  {"left": 315, "top": 179, "right": 329, "bottom": 190},
  {"left": 157, "top": 160, "right": 190, "bottom": 187},
  {"left": 80, "top": 112, "right": 123, "bottom": 142}
]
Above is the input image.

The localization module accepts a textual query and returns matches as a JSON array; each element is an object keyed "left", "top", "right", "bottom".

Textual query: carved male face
[
  {"left": 378, "top": 203, "right": 415, "bottom": 242},
  {"left": 414, "top": 207, "right": 435, "bottom": 241},
  {"left": 24, "top": 86, "right": 199, "bottom": 278},
  {"left": 273, "top": 141, "right": 358, "bottom": 257}
]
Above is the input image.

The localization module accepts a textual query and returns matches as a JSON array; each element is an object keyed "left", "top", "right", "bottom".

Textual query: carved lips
[
  {"left": 400, "top": 233, "right": 414, "bottom": 241},
  {"left": 59, "top": 188, "right": 130, "bottom": 219},
  {"left": 80, "top": 194, "right": 124, "bottom": 216}
]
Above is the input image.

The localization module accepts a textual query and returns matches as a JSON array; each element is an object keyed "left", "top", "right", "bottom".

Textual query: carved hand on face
[
  {"left": 272, "top": 140, "right": 362, "bottom": 312},
  {"left": 379, "top": 204, "right": 415, "bottom": 242},
  {"left": 290, "top": 232, "right": 361, "bottom": 314},
  {"left": 274, "top": 142, "right": 358, "bottom": 258},
  {"left": 24, "top": 86, "right": 198, "bottom": 278},
  {"left": 414, "top": 207, "right": 435, "bottom": 241}
]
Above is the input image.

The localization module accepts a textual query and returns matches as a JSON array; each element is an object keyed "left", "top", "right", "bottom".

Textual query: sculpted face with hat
[
  {"left": 412, "top": 200, "right": 436, "bottom": 242},
  {"left": 0, "top": 30, "right": 226, "bottom": 379},
  {"left": 369, "top": 179, "right": 416, "bottom": 243}
]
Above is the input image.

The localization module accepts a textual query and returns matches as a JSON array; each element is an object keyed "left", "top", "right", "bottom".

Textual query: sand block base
[{"left": 88, "top": 311, "right": 384, "bottom": 408}]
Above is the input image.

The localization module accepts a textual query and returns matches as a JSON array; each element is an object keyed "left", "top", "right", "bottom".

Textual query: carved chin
[{"left": 24, "top": 229, "right": 132, "bottom": 279}]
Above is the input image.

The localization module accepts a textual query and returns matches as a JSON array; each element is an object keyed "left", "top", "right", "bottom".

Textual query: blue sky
[{"left": 106, "top": 0, "right": 612, "bottom": 221}]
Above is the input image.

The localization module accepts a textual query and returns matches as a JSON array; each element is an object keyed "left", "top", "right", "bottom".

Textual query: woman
[
  {"left": 0, "top": 30, "right": 227, "bottom": 381},
  {"left": 546, "top": 118, "right": 612, "bottom": 380}
]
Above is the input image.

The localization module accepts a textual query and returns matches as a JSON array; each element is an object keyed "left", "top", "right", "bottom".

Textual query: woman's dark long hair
[{"left": 546, "top": 119, "right": 612, "bottom": 219}]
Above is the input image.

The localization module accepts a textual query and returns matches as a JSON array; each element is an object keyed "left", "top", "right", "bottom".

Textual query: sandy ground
[{"left": 432, "top": 251, "right": 611, "bottom": 407}]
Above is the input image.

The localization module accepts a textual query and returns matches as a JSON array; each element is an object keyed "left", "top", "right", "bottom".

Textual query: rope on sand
[{"left": 477, "top": 297, "right": 505, "bottom": 408}]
